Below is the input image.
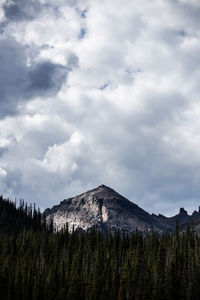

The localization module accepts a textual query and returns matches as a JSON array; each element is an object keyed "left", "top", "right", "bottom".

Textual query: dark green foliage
[
  {"left": 1, "top": 195, "right": 200, "bottom": 299},
  {"left": 0, "top": 196, "right": 44, "bottom": 233}
]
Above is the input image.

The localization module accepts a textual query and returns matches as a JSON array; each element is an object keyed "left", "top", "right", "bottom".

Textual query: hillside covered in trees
[{"left": 1, "top": 196, "right": 200, "bottom": 300}]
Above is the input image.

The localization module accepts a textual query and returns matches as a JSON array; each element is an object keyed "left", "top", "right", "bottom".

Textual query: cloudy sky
[{"left": 0, "top": 0, "right": 200, "bottom": 215}]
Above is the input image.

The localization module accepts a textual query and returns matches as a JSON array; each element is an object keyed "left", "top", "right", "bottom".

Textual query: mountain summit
[
  {"left": 44, "top": 184, "right": 159, "bottom": 232},
  {"left": 44, "top": 185, "right": 200, "bottom": 233}
]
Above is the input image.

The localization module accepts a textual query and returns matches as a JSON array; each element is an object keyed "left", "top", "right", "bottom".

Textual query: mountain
[
  {"left": 44, "top": 184, "right": 162, "bottom": 233},
  {"left": 44, "top": 184, "right": 200, "bottom": 233}
]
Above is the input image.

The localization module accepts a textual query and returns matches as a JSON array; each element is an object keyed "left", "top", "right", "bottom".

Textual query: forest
[{"left": 0, "top": 195, "right": 200, "bottom": 300}]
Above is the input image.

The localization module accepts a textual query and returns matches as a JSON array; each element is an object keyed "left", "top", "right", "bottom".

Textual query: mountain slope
[
  {"left": 44, "top": 185, "right": 200, "bottom": 233},
  {"left": 43, "top": 185, "right": 166, "bottom": 233}
]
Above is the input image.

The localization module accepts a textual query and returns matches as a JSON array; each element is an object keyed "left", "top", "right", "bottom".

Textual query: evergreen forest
[{"left": 1, "top": 195, "right": 200, "bottom": 300}]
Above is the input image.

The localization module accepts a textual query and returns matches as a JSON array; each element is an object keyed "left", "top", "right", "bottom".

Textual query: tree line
[{"left": 0, "top": 195, "right": 200, "bottom": 300}]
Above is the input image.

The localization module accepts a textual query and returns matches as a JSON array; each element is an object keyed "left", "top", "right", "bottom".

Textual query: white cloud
[
  {"left": 0, "top": 167, "right": 7, "bottom": 177},
  {"left": 0, "top": 0, "right": 200, "bottom": 215},
  {"left": 41, "top": 132, "right": 85, "bottom": 172}
]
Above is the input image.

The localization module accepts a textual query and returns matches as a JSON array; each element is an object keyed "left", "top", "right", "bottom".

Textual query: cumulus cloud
[
  {"left": 0, "top": 0, "right": 200, "bottom": 216},
  {"left": 0, "top": 37, "right": 75, "bottom": 118},
  {"left": 3, "top": 0, "right": 42, "bottom": 22}
]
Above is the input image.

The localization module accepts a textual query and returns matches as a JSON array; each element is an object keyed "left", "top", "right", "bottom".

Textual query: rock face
[{"left": 44, "top": 185, "right": 200, "bottom": 233}]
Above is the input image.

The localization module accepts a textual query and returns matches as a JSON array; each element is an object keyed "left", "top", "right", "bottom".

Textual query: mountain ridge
[{"left": 44, "top": 184, "right": 200, "bottom": 234}]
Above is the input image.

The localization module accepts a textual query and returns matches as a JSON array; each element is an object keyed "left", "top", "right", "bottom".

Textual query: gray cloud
[
  {"left": 3, "top": 0, "right": 42, "bottom": 22},
  {"left": 28, "top": 62, "right": 67, "bottom": 95},
  {"left": 0, "top": 38, "right": 69, "bottom": 118},
  {"left": 1, "top": 0, "right": 200, "bottom": 217}
]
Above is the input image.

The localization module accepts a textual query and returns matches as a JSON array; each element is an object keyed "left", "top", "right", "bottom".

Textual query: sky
[{"left": 0, "top": 0, "right": 200, "bottom": 216}]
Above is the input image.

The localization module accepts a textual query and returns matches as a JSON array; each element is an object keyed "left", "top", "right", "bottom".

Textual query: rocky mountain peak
[
  {"left": 89, "top": 184, "right": 122, "bottom": 197},
  {"left": 44, "top": 184, "right": 163, "bottom": 233},
  {"left": 43, "top": 185, "right": 200, "bottom": 234},
  {"left": 179, "top": 208, "right": 188, "bottom": 215},
  {"left": 97, "top": 184, "right": 108, "bottom": 189}
]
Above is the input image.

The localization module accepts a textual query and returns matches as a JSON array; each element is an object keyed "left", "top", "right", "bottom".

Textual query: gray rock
[{"left": 43, "top": 185, "right": 200, "bottom": 234}]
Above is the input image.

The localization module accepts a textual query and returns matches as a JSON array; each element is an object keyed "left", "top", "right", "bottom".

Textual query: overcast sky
[{"left": 0, "top": 0, "right": 200, "bottom": 216}]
